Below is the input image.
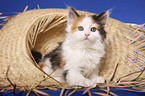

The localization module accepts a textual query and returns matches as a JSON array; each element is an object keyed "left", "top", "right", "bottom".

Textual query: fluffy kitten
[{"left": 32, "top": 7, "right": 109, "bottom": 87}]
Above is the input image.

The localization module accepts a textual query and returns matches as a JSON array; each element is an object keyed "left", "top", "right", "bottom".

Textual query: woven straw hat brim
[{"left": 0, "top": 8, "right": 144, "bottom": 90}]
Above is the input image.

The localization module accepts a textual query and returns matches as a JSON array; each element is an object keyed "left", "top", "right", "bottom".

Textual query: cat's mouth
[
  {"left": 84, "top": 37, "right": 90, "bottom": 40},
  {"left": 84, "top": 37, "right": 90, "bottom": 41}
]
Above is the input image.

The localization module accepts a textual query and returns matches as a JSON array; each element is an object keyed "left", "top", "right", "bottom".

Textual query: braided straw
[{"left": 0, "top": 9, "right": 144, "bottom": 90}]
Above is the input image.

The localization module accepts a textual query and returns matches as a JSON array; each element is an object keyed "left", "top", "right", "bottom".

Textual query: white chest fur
[
  {"left": 62, "top": 39, "right": 105, "bottom": 71},
  {"left": 62, "top": 38, "right": 105, "bottom": 87}
]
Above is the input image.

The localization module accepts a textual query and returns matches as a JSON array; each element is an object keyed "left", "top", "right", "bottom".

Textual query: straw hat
[{"left": 0, "top": 8, "right": 144, "bottom": 90}]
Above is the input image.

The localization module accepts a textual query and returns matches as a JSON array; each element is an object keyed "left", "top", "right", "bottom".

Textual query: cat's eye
[
  {"left": 78, "top": 26, "right": 84, "bottom": 31},
  {"left": 90, "top": 27, "right": 97, "bottom": 32}
]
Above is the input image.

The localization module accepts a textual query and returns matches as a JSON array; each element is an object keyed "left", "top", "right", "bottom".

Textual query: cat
[{"left": 32, "top": 7, "right": 110, "bottom": 87}]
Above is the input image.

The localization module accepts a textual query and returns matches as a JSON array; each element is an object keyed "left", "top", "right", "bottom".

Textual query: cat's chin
[
  {"left": 82, "top": 39, "right": 97, "bottom": 45},
  {"left": 82, "top": 38, "right": 92, "bottom": 43}
]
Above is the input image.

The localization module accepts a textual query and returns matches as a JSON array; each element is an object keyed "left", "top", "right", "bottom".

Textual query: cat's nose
[{"left": 85, "top": 34, "right": 90, "bottom": 37}]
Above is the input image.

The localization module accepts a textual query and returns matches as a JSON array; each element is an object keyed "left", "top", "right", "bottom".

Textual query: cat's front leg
[{"left": 64, "top": 69, "right": 95, "bottom": 87}]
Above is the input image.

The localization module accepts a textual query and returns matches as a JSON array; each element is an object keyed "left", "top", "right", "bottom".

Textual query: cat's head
[{"left": 66, "top": 7, "right": 110, "bottom": 43}]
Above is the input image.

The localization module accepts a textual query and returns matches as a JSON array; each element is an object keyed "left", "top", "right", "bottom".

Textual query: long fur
[{"left": 32, "top": 7, "right": 110, "bottom": 87}]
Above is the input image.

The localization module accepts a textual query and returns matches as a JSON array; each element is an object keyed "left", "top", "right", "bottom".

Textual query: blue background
[
  {"left": 0, "top": 0, "right": 145, "bottom": 24},
  {"left": 1, "top": 88, "right": 145, "bottom": 96},
  {"left": 0, "top": 0, "right": 145, "bottom": 95}
]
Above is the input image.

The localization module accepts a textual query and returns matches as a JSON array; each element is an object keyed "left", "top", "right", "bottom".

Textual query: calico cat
[{"left": 32, "top": 7, "right": 110, "bottom": 87}]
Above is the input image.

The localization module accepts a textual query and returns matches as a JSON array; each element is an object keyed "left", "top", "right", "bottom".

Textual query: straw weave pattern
[{"left": 0, "top": 9, "right": 144, "bottom": 90}]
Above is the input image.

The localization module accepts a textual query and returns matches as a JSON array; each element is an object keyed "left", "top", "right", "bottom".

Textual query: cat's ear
[
  {"left": 67, "top": 7, "right": 79, "bottom": 23},
  {"left": 97, "top": 10, "right": 110, "bottom": 26}
]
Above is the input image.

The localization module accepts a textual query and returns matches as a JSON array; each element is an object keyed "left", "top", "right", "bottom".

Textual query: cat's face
[
  {"left": 70, "top": 15, "right": 102, "bottom": 43},
  {"left": 66, "top": 7, "right": 110, "bottom": 43}
]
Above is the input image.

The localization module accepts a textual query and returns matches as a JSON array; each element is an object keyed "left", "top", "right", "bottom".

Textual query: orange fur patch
[
  {"left": 38, "top": 62, "right": 45, "bottom": 69},
  {"left": 71, "top": 15, "right": 85, "bottom": 32},
  {"left": 39, "top": 58, "right": 65, "bottom": 69},
  {"left": 60, "top": 59, "right": 65, "bottom": 69}
]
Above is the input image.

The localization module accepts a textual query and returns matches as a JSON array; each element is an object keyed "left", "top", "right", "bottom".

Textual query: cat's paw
[
  {"left": 92, "top": 76, "right": 105, "bottom": 84},
  {"left": 71, "top": 79, "right": 95, "bottom": 88},
  {"left": 81, "top": 79, "right": 95, "bottom": 87}
]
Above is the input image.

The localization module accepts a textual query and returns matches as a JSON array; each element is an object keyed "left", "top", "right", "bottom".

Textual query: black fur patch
[
  {"left": 31, "top": 50, "right": 42, "bottom": 64},
  {"left": 98, "top": 27, "right": 106, "bottom": 41},
  {"left": 92, "top": 15, "right": 98, "bottom": 22},
  {"left": 63, "top": 70, "right": 68, "bottom": 81},
  {"left": 43, "top": 42, "right": 62, "bottom": 70},
  {"left": 92, "top": 15, "right": 107, "bottom": 41}
]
